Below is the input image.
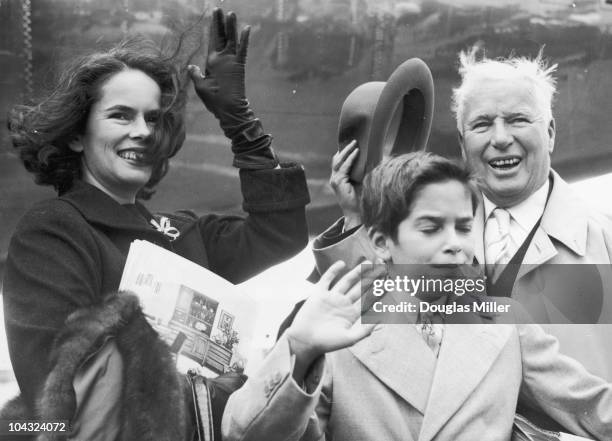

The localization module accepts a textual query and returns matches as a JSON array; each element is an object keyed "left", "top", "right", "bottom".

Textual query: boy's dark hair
[{"left": 361, "top": 152, "right": 479, "bottom": 241}]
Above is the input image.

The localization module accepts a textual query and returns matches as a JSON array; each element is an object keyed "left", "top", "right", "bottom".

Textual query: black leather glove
[{"left": 189, "top": 8, "right": 278, "bottom": 169}]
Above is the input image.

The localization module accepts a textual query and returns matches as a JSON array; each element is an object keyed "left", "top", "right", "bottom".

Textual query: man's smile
[{"left": 488, "top": 156, "right": 521, "bottom": 170}]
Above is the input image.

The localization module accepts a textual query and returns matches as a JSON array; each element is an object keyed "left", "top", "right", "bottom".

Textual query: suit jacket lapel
[
  {"left": 418, "top": 324, "right": 513, "bottom": 441},
  {"left": 349, "top": 324, "right": 436, "bottom": 414}
]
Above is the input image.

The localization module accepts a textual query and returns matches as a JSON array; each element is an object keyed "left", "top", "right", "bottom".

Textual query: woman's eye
[{"left": 110, "top": 112, "right": 130, "bottom": 121}]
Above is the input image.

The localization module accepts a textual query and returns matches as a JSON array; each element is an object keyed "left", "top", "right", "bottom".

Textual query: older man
[{"left": 310, "top": 48, "right": 612, "bottom": 387}]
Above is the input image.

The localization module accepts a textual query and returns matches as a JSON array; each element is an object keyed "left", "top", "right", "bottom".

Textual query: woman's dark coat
[{"left": 1, "top": 164, "right": 309, "bottom": 440}]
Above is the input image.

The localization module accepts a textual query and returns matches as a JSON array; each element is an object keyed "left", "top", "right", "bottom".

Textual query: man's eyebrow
[
  {"left": 466, "top": 113, "right": 492, "bottom": 123},
  {"left": 504, "top": 111, "right": 530, "bottom": 118}
]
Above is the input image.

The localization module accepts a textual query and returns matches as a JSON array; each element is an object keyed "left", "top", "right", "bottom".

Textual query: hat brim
[{"left": 338, "top": 58, "right": 434, "bottom": 182}]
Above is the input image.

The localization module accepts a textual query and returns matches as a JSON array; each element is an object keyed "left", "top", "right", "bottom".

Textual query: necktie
[
  {"left": 417, "top": 316, "right": 444, "bottom": 357},
  {"left": 416, "top": 296, "right": 446, "bottom": 357},
  {"left": 485, "top": 207, "right": 511, "bottom": 280}
]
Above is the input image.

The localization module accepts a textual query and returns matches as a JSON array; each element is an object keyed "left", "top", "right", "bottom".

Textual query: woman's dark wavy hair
[
  {"left": 8, "top": 37, "right": 190, "bottom": 199},
  {"left": 361, "top": 152, "right": 480, "bottom": 242}
]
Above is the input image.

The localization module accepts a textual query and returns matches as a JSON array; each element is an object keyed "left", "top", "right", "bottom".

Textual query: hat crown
[{"left": 337, "top": 58, "right": 434, "bottom": 182}]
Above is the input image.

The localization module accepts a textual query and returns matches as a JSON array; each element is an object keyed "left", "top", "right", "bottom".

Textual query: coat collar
[
  {"left": 348, "top": 321, "right": 511, "bottom": 438},
  {"left": 349, "top": 324, "right": 436, "bottom": 414},
  {"left": 418, "top": 324, "right": 513, "bottom": 441},
  {"left": 59, "top": 180, "right": 158, "bottom": 234},
  {"left": 539, "top": 170, "right": 587, "bottom": 257}
]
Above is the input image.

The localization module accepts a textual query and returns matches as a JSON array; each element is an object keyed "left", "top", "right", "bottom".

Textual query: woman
[
  {"left": 1, "top": 9, "right": 308, "bottom": 441},
  {"left": 222, "top": 152, "right": 612, "bottom": 441}
]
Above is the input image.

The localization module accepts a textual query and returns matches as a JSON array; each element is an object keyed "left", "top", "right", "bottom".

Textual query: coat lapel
[
  {"left": 60, "top": 180, "right": 161, "bottom": 234},
  {"left": 516, "top": 171, "right": 587, "bottom": 280},
  {"left": 418, "top": 324, "right": 513, "bottom": 441},
  {"left": 349, "top": 324, "right": 437, "bottom": 414}
]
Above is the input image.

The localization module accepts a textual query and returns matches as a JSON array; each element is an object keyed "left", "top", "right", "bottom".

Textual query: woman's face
[
  {"left": 70, "top": 68, "right": 161, "bottom": 203},
  {"left": 375, "top": 180, "right": 475, "bottom": 265}
]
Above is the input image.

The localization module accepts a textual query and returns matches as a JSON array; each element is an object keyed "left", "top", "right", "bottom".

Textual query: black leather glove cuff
[
  {"left": 232, "top": 146, "right": 278, "bottom": 169},
  {"left": 225, "top": 118, "right": 279, "bottom": 169}
]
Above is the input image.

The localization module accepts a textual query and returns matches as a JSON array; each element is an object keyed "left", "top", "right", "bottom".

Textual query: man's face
[{"left": 459, "top": 77, "right": 555, "bottom": 207}]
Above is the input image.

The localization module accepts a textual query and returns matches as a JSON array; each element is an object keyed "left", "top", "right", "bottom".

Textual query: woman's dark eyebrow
[{"left": 104, "top": 104, "right": 133, "bottom": 113}]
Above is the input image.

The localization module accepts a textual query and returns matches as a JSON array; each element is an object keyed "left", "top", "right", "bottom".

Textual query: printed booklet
[{"left": 119, "top": 240, "right": 258, "bottom": 376}]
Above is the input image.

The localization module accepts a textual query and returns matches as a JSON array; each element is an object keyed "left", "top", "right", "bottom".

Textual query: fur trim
[
  {"left": 115, "top": 305, "right": 187, "bottom": 441},
  {"left": 0, "top": 396, "right": 35, "bottom": 441},
  {"left": 2, "top": 292, "right": 188, "bottom": 441}
]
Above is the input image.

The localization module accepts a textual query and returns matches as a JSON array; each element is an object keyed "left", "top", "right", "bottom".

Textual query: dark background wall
[{"left": 2, "top": 0, "right": 612, "bottom": 266}]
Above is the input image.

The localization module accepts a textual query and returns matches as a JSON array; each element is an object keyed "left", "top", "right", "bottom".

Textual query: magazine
[{"left": 119, "top": 240, "right": 259, "bottom": 376}]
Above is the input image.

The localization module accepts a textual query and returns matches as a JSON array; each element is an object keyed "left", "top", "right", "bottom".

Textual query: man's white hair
[{"left": 451, "top": 45, "right": 558, "bottom": 132}]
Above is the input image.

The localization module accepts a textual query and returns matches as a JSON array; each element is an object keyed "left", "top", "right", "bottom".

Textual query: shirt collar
[{"left": 483, "top": 179, "right": 549, "bottom": 233}]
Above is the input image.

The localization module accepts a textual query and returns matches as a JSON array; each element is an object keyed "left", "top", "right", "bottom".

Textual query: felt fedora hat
[{"left": 338, "top": 58, "right": 434, "bottom": 182}]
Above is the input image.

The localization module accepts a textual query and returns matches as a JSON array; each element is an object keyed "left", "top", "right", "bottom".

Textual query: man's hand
[
  {"left": 287, "top": 261, "right": 384, "bottom": 380},
  {"left": 330, "top": 140, "right": 362, "bottom": 230}
]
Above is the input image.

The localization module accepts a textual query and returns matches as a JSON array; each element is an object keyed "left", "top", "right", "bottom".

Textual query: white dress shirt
[{"left": 483, "top": 180, "right": 550, "bottom": 262}]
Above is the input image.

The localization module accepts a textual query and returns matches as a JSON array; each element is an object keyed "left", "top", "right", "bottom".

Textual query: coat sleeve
[
  {"left": 517, "top": 323, "right": 612, "bottom": 440},
  {"left": 311, "top": 218, "right": 377, "bottom": 277},
  {"left": 193, "top": 163, "right": 310, "bottom": 283},
  {"left": 3, "top": 201, "right": 103, "bottom": 409},
  {"left": 222, "top": 334, "right": 331, "bottom": 441}
]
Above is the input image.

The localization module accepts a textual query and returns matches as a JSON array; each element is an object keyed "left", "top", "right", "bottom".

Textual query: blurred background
[{"left": 2, "top": 0, "right": 612, "bottom": 402}]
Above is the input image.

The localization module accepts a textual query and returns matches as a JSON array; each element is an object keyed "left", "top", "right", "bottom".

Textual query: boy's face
[{"left": 376, "top": 180, "right": 475, "bottom": 265}]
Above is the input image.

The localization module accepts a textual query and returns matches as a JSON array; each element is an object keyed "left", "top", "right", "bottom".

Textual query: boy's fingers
[
  {"left": 318, "top": 261, "right": 346, "bottom": 289},
  {"left": 333, "top": 261, "right": 371, "bottom": 296},
  {"left": 347, "top": 265, "right": 385, "bottom": 303}
]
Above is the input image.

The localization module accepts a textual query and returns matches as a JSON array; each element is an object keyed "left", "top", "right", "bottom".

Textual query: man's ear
[
  {"left": 69, "top": 136, "right": 84, "bottom": 153},
  {"left": 547, "top": 118, "right": 556, "bottom": 154},
  {"left": 368, "top": 227, "right": 392, "bottom": 263}
]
